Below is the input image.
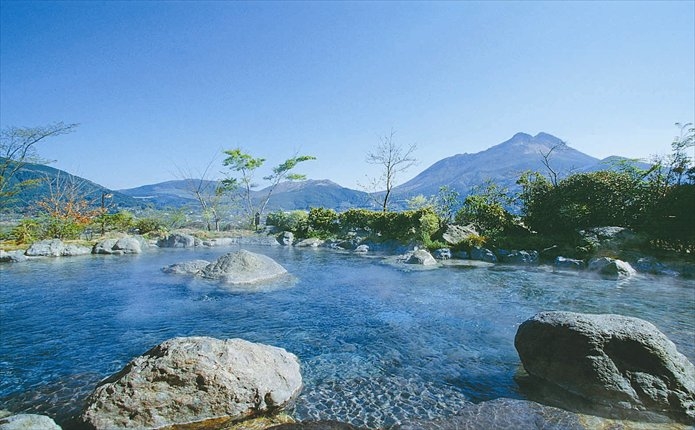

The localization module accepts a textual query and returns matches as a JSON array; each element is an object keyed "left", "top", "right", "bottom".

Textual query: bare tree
[
  {"left": 539, "top": 140, "right": 570, "bottom": 186},
  {"left": 0, "top": 122, "right": 78, "bottom": 209},
  {"left": 176, "top": 157, "right": 226, "bottom": 231},
  {"left": 364, "top": 129, "right": 417, "bottom": 212}
]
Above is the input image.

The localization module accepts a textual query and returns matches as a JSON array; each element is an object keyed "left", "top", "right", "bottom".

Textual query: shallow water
[{"left": 1, "top": 245, "right": 694, "bottom": 428}]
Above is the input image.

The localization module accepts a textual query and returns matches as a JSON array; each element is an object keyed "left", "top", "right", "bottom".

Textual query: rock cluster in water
[
  {"left": 80, "top": 337, "right": 302, "bottom": 430},
  {"left": 163, "top": 249, "right": 288, "bottom": 285}
]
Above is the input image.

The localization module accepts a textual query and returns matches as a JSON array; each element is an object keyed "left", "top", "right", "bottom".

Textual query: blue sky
[{"left": 1, "top": 1, "right": 693, "bottom": 190}]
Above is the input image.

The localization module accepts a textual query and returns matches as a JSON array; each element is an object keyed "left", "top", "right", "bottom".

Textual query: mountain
[
  {"left": 119, "top": 178, "right": 372, "bottom": 211},
  {"left": 1, "top": 158, "right": 143, "bottom": 213},
  {"left": 392, "top": 132, "right": 614, "bottom": 199},
  {"left": 260, "top": 179, "right": 372, "bottom": 211},
  {"left": 118, "top": 180, "right": 215, "bottom": 208}
]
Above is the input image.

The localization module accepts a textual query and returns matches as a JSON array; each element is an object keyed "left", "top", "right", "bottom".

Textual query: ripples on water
[{"left": 1, "top": 246, "right": 694, "bottom": 428}]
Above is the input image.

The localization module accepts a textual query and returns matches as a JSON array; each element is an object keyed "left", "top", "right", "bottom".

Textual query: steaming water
[{"left": 1, "top": 245, "right": 694, "bottom": 428}]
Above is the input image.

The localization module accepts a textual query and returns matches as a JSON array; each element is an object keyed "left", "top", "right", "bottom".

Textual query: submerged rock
[
  {"left": 201, "top": 249, "right": 288, "bottom": 284},
  {"left": 80, "top": 336, "right": 302, "bottom": 430},
  {"left": 161, "top": 259, "right": 210, "bottom": 275},
  {"left": 393, "top": 398, "right": 584, "bottom": 430},
  {"left": 515, "top": 311, "right": 695, "bottom": 424},
  {"left": 269, "top": 422, "right": 368, "bottom": 430}
]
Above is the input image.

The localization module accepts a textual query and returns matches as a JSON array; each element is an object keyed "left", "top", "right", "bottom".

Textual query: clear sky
[{"left": 1, "top": 0, "right": 693, "bottom": 190}]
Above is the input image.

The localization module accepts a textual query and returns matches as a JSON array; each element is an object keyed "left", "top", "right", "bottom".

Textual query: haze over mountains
[{"left": 6, "top": 132, "right": 641, "bottom": 213}]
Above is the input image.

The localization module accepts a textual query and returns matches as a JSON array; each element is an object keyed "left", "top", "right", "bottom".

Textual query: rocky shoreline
[
  {"left": 2, "top": 229, "right": 694, "bottom": 429},
  {"left": 3, "top": 226, "right": 694, "bottom": 280},
  {"left": 2, "top": 311, "right": 693, "bottom": 429}
]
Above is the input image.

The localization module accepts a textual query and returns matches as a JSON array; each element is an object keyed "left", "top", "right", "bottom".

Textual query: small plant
[{"left": 10, "top": 219, "right": 41, "bottom": 244}]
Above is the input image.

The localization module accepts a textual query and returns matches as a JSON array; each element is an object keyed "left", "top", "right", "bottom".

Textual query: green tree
[
  {"left": 433, "top": 185, "right": 460, "bottom": 227},
  {"left": 0, "top": 122, "right": 78, "bottom": 210},
  {"left": 221, "top": 149, "right": 315, "bottom": 226},
  {"left": 455, "top": 180, "right": 513, "bottom": 237}
]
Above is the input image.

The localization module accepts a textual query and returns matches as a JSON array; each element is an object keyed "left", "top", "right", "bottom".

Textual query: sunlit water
[{"left": 1, "top": 245, "right": 694, "bottom": 428}]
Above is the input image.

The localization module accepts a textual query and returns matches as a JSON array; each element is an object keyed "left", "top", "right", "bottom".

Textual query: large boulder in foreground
[
  {"left": 201, "top": 250, "right": 288, "bottom": 284},
  {"left": 515, "top": 311, "right": 695, "bottom": 423},
  {"left": 81, "top": 337, "right": 302, "bottom": 430}
]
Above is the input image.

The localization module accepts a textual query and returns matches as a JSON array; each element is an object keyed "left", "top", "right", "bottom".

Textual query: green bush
[
  {"left": 266, "top": 210, "right": 309, "bottom": 234},
  {"left": 134, "top": 217, "right": 166, "bottom": 235},
  {"left": 10, "top": 219, "right": 41, "bottom": 244},
  {"left": 307, "top": 207, "right": 339, "bottom": 238}
]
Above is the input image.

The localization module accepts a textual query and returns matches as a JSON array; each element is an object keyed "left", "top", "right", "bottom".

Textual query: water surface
[{"left": 1, "top": 246, "right": 693, "bottom": 428}]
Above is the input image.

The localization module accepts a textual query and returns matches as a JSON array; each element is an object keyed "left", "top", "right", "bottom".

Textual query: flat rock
[
  {"left": 161, "top": 259, "right": 211, "bottom": 275},
  {"left": 80, "top": 336, "right": 302, "bottom": 430}
]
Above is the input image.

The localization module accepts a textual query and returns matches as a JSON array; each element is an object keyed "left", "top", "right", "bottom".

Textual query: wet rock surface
[
  {"left": 80, "top": 336, "right": 302, "bottom": 430},
  {"left": 515, "top": 311, "right": 695, "bottom": 424},
  {"left": 200, "top": 249, "right": 288, "bottom": 284}
]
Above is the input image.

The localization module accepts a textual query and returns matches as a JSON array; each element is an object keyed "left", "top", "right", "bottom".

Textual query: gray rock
[
  {"left": 279, "top": 231, "right": 294, "bottom": 246},
  {"left": 157, "top": 233, "right": 197, "bottom": 248},
  {"left": 201, "top": 249, "right": 288, "bottom": 284},
  {"left": 515, "top": 311, "right": 695, "bottom": 423},
  {"left": 0, "top": 414, "right": 62, "bottom": 430},
  {"left": 201, "top": 237, "right": 237, "bottom": 247},
  {"left": 470, "top": 246, "right": 498, "bottom": 263},
  {"left": 93, "top": 236, "right": 143, "bottom": 255},
  {"left": 80, "top": 336, "right": 302, "bottom": 430},
  {"left": 588, "top": 257, "right": 636, "bottom": 279},
  {"left": 0, "top": 250, "right": 27, "bottom": 263},
  {"left": 441, "top": 224, "right": 479, "bottom": 246},
  {"left": 162, "top": 259, "right": 211, "bottom": 275},
  {"left": 354, "top": 244, "right": 369, "bottom": 253},
  {"left": 503, "top": 250, "right": 538, "bottom": 265},
  {"left": 554, "top": 256, "right": 584, "bottom": 271},
  {"left": 393, "top": 398, "right": 584, "bottom": 430},
  {"left": 25, "top": 239, "right": 90, "bottom": 257},
  {"left": 432, "top": 248, "right": 451, "bottom": 260},
  {"left": 406, "top": 249, "right": 437, "bottom": 265},
  {"left": 296, "top": 238, "right": 324, "bottom": 248},
  {"left": 452, "top": 250, "right": 469, "bottom": 259}
]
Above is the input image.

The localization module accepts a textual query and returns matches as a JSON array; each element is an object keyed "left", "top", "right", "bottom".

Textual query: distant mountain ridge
[
  {"left": 3, "top": 132, "right": 646, "bottom": 213},
  {"left": 119, "top": 178, "right": 373, "bottom": 211},
  {"left": 0, "top": 157, "right": 142, "bottom": 212},
  {"left": 391, "top": 132, "right": 624, "bottom": 199}
]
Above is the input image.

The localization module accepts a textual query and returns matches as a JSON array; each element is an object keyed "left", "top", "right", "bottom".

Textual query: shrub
[
  {"left": 10, "top": 219, "right": 41, "bottom": 244},
  {"left": 134, "top": 217, "right": 165, "bottom": 235},
  {"left": 307, "top": 207, "right": 339, "bottom": 238},
  {"left": 266, "top": 210, "right": 308, "bottom": 234}
]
